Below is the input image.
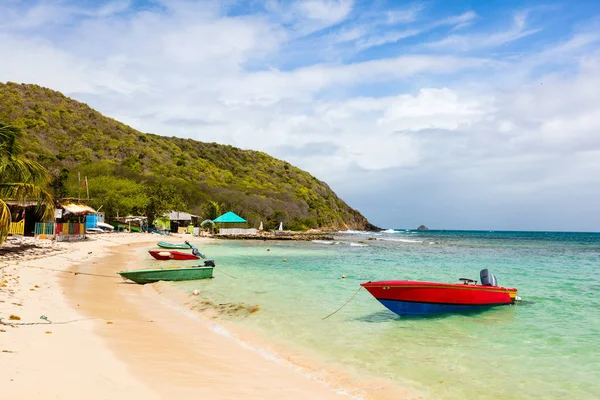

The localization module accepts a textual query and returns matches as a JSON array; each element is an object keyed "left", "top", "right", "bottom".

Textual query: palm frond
[
  {"left": 0, "top": 200, "right": 11, "bottom": 245},
  {"left": 0, "top": 122, "right": 23, "bottom": 158},
  {"left": 0, "top": 157, "right": 50, "bottom": 186}
]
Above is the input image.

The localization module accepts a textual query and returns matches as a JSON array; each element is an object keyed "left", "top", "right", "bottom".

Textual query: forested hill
[{"left": 0, "top": 82, "right": 379, "bottom": 231}]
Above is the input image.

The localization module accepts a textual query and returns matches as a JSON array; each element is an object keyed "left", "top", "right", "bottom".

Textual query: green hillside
[{"left": 0, "top": 82, "right": 378, "bottom": 231}]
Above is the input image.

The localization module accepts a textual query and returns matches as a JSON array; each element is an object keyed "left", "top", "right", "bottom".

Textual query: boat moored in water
[
  {"left": 148, "top": 248, "right": 205, "bottom": 260},
  {"left": 118, "top": 261, "right": 215, "bottom": 284},
  {"left": 156, "top": 240, "right": 195, "bottom": 249},
  {"left": 361, "top": 269, "right": 518, "bottom": 316}
]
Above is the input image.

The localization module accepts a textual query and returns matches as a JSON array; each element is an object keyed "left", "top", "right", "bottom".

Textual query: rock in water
[{"left": 417, "top": 225, "right": 429, "bottom": 231}]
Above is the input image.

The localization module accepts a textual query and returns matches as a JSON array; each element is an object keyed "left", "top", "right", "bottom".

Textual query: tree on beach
[
  {"left": 202, "top": 200, "right": 225, "bottom": 221},
  {"left": 0, "top": 122, "right": 54, "bottom": 245},
  {"left": 143, "top": 180, "right": 186, "bottom": 227}
]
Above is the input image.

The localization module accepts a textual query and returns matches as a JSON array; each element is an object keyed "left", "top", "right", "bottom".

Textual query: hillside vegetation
[{"left": 0, "top": 82, "right": 378, "bottom": 231}]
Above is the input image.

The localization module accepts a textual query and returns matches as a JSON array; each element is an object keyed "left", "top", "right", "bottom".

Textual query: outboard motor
[
  {"left": 204, "top": 260, "right": 216, "bottom": 267},
  {"left": 480, "top": 269, "right": 498, "bottom": 286},
  {"left": 192, "top": 248, "right": 206, "bottom": 258}
]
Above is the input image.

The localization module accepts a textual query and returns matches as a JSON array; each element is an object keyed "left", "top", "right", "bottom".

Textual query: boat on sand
[
  {"left": 148, "top": 248, "right": 205, "bottom": 260},
  {"left": 361, "top": 269, "right": 518, "bottom": 316},
  {"left": 157, "top": 240, "right": 194, "bottom": 249},
  {"left": 118, "top": 263, "right": 215, "bottom": 284}
]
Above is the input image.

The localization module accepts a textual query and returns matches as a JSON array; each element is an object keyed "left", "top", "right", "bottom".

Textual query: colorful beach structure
[
  {"left": 214, "top": 211, "right": 257, "bottom": 235},
  {"left": 4, "top": 199, "right": 49, "bottom": 236},
  {"left": 34, "top": 200, "right": 96, "bottom": 241}
]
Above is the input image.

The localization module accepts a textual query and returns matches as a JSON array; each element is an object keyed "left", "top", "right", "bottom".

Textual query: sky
[{"left": 1, "top": 0, "right": 600, "bottom": 231}]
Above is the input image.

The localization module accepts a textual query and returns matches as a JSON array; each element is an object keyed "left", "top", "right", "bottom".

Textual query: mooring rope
[
  {"left": 215, "top": 267, "right": 237, "bottom": 279},
  {"left": 54, "top": 254, "right": 87, "bottom": 264},
  {"left": 322, "top": 286, "right": 363, "bottom": 320},
  {"left": 0, "top": 315, "right": 154, "bottom": 327},
  {"left": 24, "top": 265, "right": 118, "bottom": 279}
]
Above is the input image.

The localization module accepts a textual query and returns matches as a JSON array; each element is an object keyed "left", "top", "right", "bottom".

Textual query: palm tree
[{"left": 0, "top": 122, "right": 54, "bottom": 245}]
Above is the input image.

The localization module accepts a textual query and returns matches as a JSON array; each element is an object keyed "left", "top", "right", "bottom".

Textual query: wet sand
[{"left": 1, "top": 234, "right": 363, "bottom": 399}]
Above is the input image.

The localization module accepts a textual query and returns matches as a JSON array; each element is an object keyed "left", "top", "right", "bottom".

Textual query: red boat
[
  {"left": 361, "top": 269, "right": 518, "bottom": 316},
  {"left": 148, "top": 249, "right": 203, "bottom": 261}
]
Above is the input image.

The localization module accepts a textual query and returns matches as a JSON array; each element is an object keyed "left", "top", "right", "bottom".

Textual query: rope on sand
[
  {"left": 322, "top": 286, "right": 363, "bottom": 320},
  {"left": 24, "top": 265, "right": 118, "bottom": 279},
  {"left": 0, "top": 315, "right": 154, "bottom": 327},
  {"left": 54, "top": 254, "right": 86, "bottom": 264}
]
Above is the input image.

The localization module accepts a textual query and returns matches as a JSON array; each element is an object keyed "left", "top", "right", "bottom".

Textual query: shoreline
[{"left": 1, "top": 233, "right": 417, "bottom": 399}]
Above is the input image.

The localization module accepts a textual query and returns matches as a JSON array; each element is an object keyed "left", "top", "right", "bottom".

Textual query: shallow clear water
[{"left": 142, "top": 231, "right": 600, "bottom": 399}]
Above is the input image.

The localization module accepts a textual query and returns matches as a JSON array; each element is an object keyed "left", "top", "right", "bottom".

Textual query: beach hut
[
  {"left": 34, "top": 200, "right": 96, "bottom": 241},
  {"left": 213, "top": 211, "right": 256, "bottom": 235},
  {"left": 164, "top": 211, "right": 200, "bottom": 233},
  {"left": 4, "top": 199, "right": 47, "bottom": 237}
]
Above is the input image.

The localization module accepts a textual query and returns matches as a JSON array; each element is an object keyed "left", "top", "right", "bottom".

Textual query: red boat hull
[
  {"left": 148, "top": 250, "right": 200, "bottom": 261},
  {"left": 361, "top": 280, "right": 518, "bottom": 316}
]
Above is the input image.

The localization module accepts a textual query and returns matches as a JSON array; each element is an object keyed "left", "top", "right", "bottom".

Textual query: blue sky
[{"left": 1, "top": 0, "right": 600, "bottom": 231}]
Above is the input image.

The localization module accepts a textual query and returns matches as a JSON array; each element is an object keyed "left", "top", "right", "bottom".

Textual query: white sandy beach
[{"left": 1, "top": 233, "right": 416, "bottom": 400}]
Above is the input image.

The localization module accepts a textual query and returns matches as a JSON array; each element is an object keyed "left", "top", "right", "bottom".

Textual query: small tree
[
  {"left": 144, "top": 181, "right": 186, "bottom": 227},
  {"left": 201, "top": 200, "right": 224, "bottom": 221}
]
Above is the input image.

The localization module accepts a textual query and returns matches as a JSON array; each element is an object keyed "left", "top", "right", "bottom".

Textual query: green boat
[
  {"left": 157, "top": 240, "right": 194, "bottom": 249},
  {"left": 118, "top": 266, "right": 214, "bottom": 284}
]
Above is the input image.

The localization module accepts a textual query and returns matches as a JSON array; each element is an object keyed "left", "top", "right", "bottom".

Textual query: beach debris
[
  {"left": 9, "top": 315, "right": 20, "bottom": 321},
  {"left": 45, "top": 331, "right": 52, "bottom": 334},
  {"left": 34, "top": 285, "right": 40, "bottom": 288},
  {"left": 342, "top": 275, "right": 347, "bottom": 279},
  {"left": 106, "top": 321, "right": 113, "bottom": 325},
  {"left": 192, "top": 289, "right": 200, "bottom": 296},
  {"left": 283, "top": 258, "right": 287, "bottom": 262},
  {"left": 267, "top": 248, "right": 270, "bottom": 251}
]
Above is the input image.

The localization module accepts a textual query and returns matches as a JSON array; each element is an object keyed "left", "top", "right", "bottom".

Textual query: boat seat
[{"left": 480, "top": 269, "right": 498, "bottom": 286}]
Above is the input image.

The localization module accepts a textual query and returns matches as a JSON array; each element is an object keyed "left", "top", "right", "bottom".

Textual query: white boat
[{"left": 97, "top": 222, "right": 114, "bottom": 231}]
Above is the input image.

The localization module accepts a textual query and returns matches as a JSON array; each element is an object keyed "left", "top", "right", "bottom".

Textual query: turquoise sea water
[{"left": 142, "top": 231, "right": 600, "bottom": 399}]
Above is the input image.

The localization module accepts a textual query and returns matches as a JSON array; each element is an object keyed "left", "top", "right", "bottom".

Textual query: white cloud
[
  {"left": 384, "top": 4, "right": 424, "bottom": 25},
  {"left": 377, "top": 88, "right": 487, "bottom": 131},
  {"left": 355, "top": 11, "right": 478, "bottom": 51},
  {"left": 266, "top": 0, "right": 354, "bottom": 36},
  {"left": 427, "top": 11, "right": 540, "bottom": 51}
]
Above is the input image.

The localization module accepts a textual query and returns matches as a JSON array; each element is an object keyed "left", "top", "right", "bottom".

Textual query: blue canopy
[{"left": 213, "top": 211, "right": 246, "bottom": 223}]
